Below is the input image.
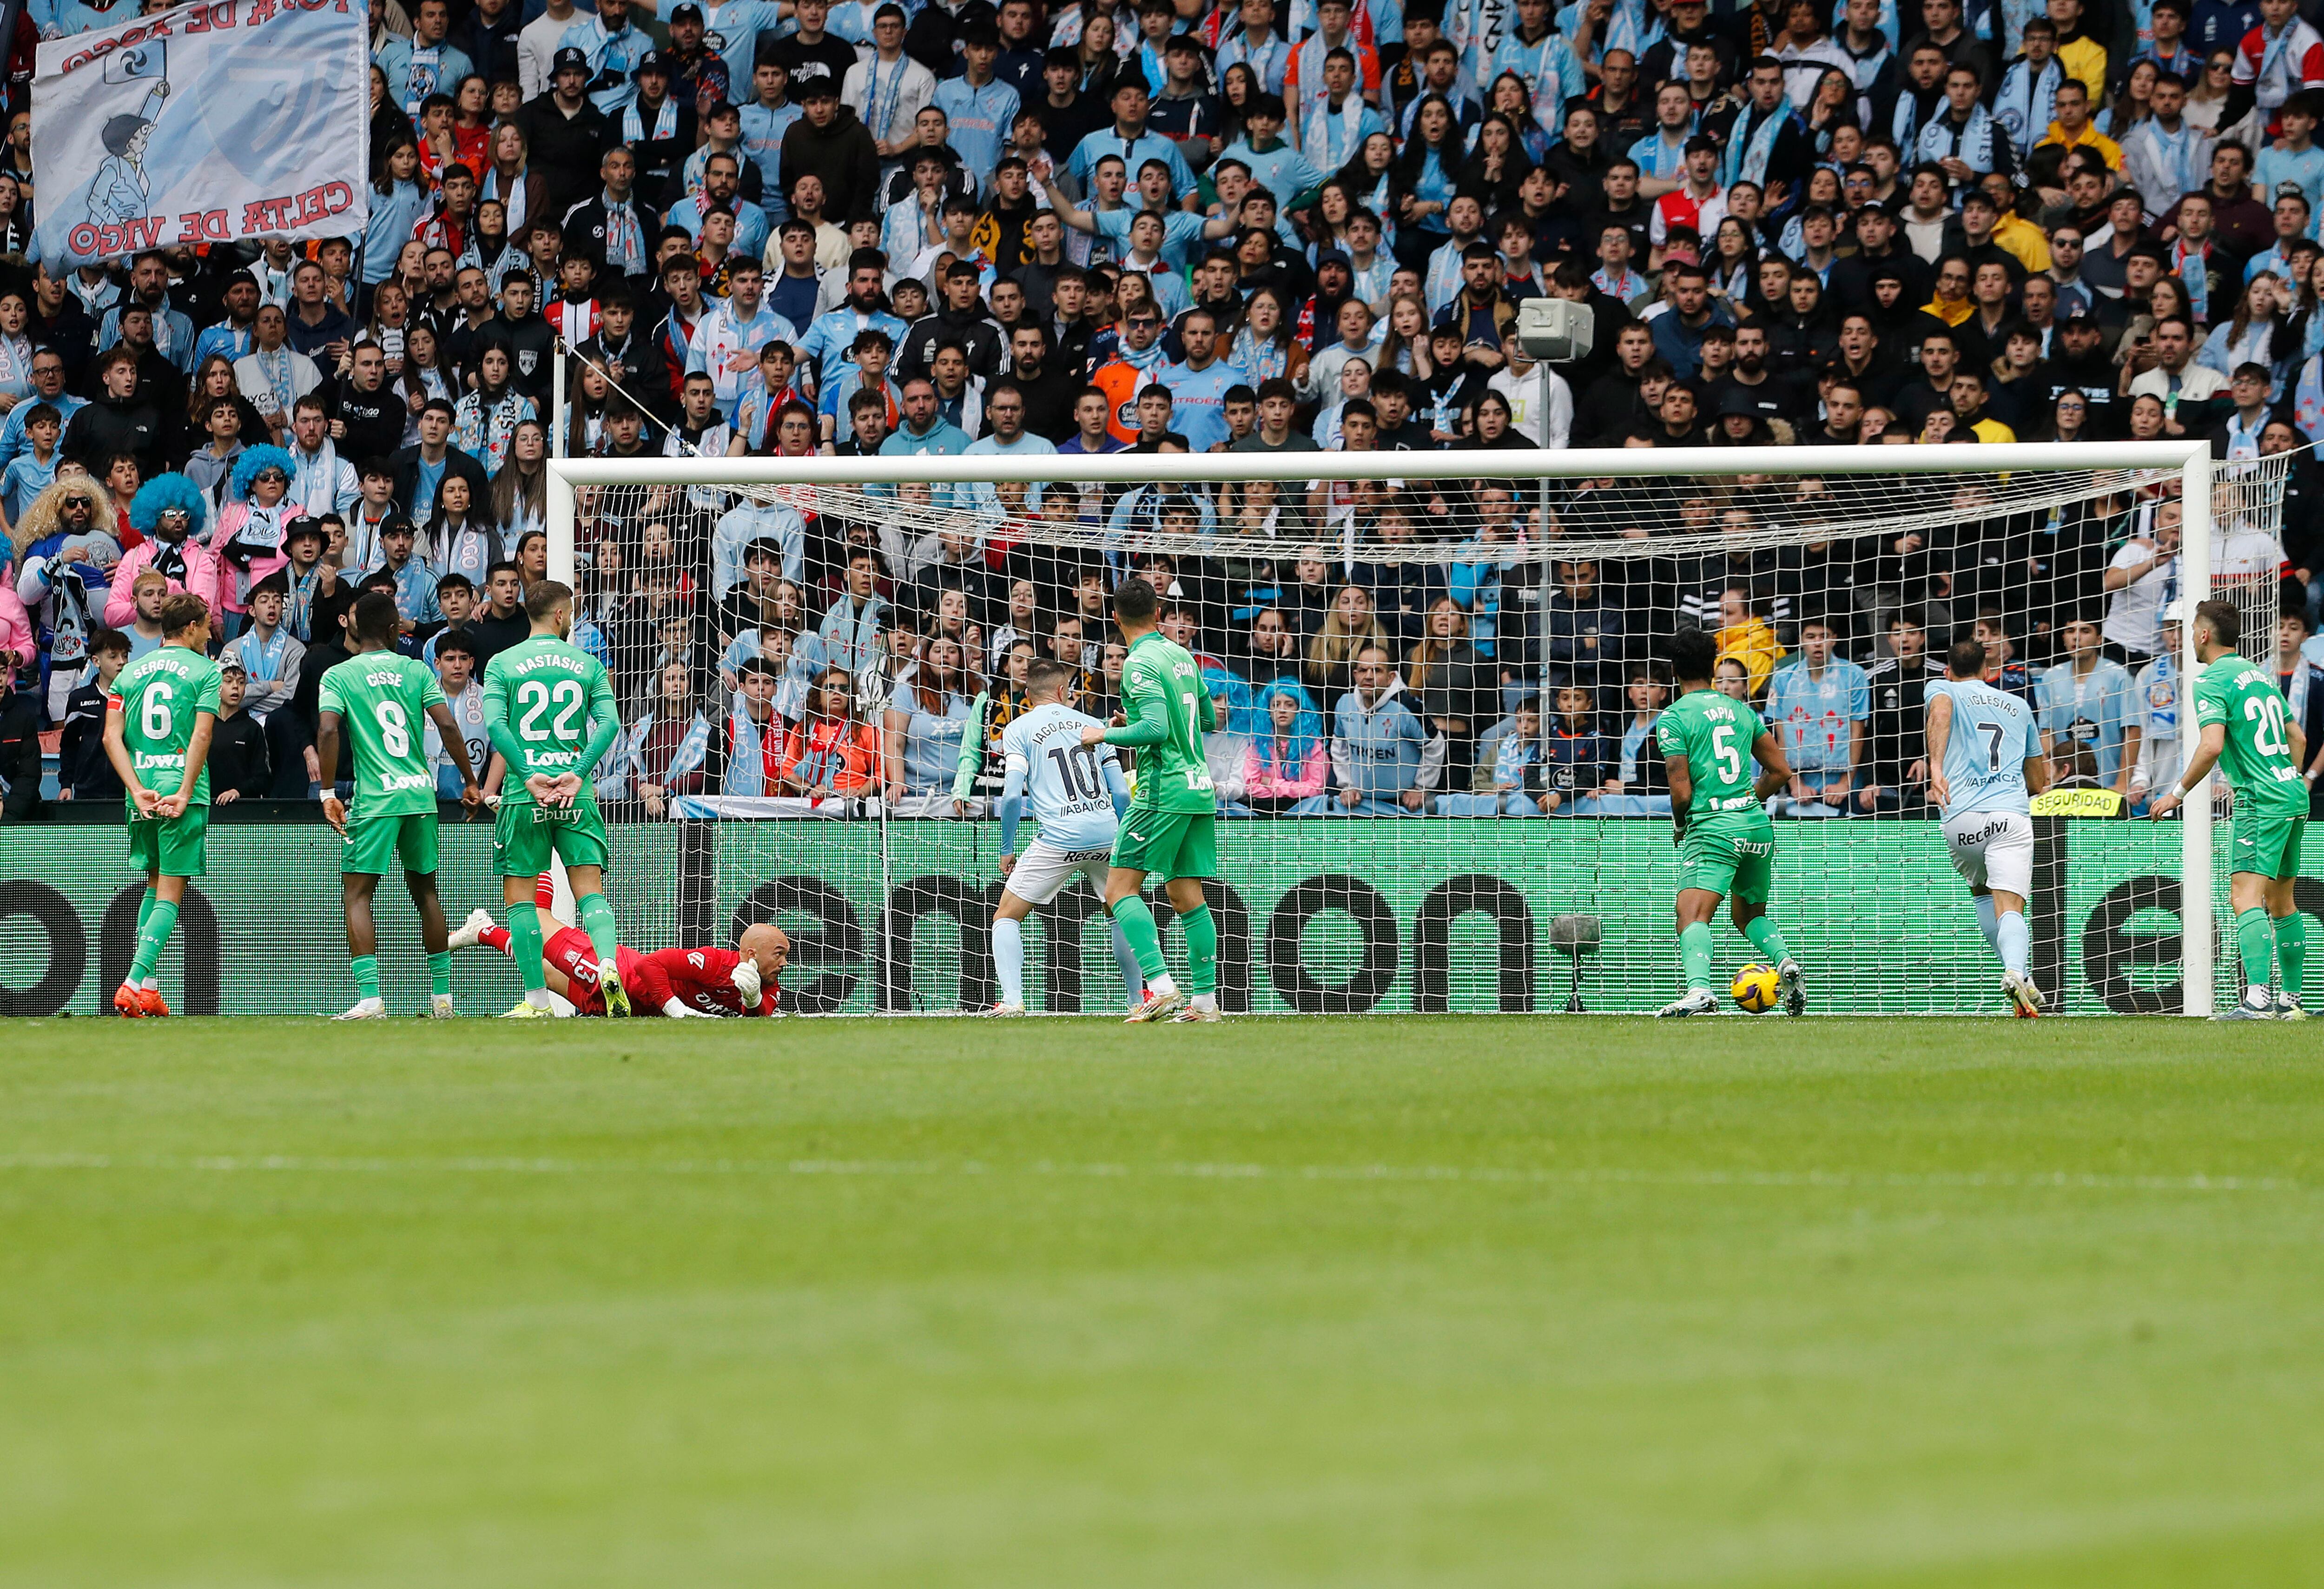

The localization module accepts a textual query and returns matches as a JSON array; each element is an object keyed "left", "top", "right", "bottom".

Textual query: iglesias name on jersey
[
  {"left": 1928, "top": 678, "right": 2038, "bottom": 819},
  {"left": 1003, "top": 702, "right": 1122, "bottom": 851}
]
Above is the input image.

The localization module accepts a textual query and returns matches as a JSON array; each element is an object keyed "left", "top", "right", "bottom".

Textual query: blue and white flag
[{"left": 31, "top": 0, "right": 370, "bottom": 271}]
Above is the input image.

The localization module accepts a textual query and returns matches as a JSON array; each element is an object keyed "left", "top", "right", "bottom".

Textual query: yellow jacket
[
  {"left": 1970, "top": 416, "right": 2018, "bottom": 444},
  {"left": 2035, "top": 119, "right": 2123, "bottom": 169},
  {"left": 1923, "top": 293, "right": 1974, "bottom": 326},
  {"left": 1717, "top": 617, "right": 1785, "bottom": 699},
  {"left": 1991, "top": 212, "right": 2053, "bottom": 272},
  {"left": 2058, "top": 35, "right": 2108, "bottom": 100}
]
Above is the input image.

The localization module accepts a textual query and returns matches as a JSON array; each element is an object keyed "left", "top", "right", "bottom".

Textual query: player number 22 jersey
[
  {"left": 2195, "top": 652, "right": 2308, "bottom": 817},
  {"left": 1654, "top": 689, "right": 1764, "bottom": 813},
  {"left": 482, "top": 636, "right": 620, "bottom": 806},
  {"left": 1927, "top": 678, "right": 2037, "bottom": 819}
]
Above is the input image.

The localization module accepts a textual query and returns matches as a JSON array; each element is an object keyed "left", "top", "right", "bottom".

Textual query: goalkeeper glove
[
  {"left": 731, "top": 958, "right": 762, "bottom": 1006},
  {"left": 662, "top": 998, "right": 709, "bottom": 1018}
]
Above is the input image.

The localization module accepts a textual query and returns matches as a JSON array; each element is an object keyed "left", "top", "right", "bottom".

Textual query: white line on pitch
[{"left": 0, "top": 1153, "right": 2301, "bottom": 1195}]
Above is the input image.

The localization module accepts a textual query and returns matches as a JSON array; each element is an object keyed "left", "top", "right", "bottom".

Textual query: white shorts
[
  {"left": 1941, "top": 808, "right": 2034, "bottom": 899},
  {"left": 1004, "top": 838, "right": 1113, "bottom": 906}
]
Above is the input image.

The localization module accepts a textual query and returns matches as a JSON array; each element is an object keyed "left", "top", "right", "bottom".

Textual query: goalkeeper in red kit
[{"left": 449, "top": 885, "right": 790, "bottom": 1017}]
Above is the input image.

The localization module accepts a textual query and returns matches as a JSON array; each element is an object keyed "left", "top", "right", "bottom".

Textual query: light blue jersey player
[
  {"left": 1925, "top": 638, "right": 2054, "bottom": 1016},
  {"left": 989, "top": 661, "right": 1148, "bottom": 1015}
]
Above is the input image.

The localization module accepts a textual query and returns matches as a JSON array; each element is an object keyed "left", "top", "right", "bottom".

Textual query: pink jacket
[
  {"left": 0, "top": 580, "right": 32, "bottom": 694},
  {"left": 1242, "top": 738, "right": 1329, "bottom": 800},
  {"left": 104, "top": 539, "right": 223, "bottom": 631},
  {"left": 207, "top": 503, "right": 289, "bottom": 615}
]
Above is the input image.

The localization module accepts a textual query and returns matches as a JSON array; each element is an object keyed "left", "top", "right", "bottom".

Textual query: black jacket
[
  {"left": 64, "top": 390, "right": 165, "bottom": 475},
  {"left": 389, "top": 443, "right": 491, "bottom": 533},
  {"left": 513, "top": 93, "right": 612, "bottom": 220},
  {"left": 561, "top": 192, "right": 662, "bottom": 280},
  {"left": 476, "top": 311, "right": 559, "bottom": 403},
  {"left": 327, "top": 375, "right": 406, "bottom": 464},
  {"left": 780, "top": 106, "right": 882, "bottom": 223},
  {"left": 208, "top": 708, "right": 272, "bottom": 801},
  {"left": 898, "top": 306, "right": 1006, "bottom": 382}
]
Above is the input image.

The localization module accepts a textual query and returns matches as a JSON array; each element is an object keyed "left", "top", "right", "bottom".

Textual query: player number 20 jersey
[
  {"left": 2195, "top": 652, "right": 2308, "bottom": 817},
  {"left": 1002, "top": 701, "right": 1122, "bottom": 850},
  {"left": 1653, "top": 689, "right": 1764, "bottom": 813},
  {"left": 1927, "top": 678, "right": 2037, "bottom": 819}
]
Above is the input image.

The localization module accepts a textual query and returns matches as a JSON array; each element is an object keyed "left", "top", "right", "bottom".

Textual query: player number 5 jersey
[
  {"left": 1003, "top": 701, "right": 1122, "bottom": 851},
  {"left": 1654, "top": 689, "right": 1764, "bottom": 812},
  {"left": 2196, "top": 652, "right": 2308, "bottom": 816},
  {"left": 1928, "top": 678, "right": 2037, "bottom": 819}
]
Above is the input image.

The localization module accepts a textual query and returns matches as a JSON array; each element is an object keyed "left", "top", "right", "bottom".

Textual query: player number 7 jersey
[{"left": 1119, "top": 631, "right": 1214, "bottom": 813}]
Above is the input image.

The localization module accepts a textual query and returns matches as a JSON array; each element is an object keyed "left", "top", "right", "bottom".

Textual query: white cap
[{"left": 2161, "top": 599, "right": 2185, "bottom": 623}]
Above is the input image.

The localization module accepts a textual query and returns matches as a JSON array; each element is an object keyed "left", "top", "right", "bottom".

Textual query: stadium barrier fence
[{"left": 0, "top": 811, "right": 2302, "bottom": 1017}]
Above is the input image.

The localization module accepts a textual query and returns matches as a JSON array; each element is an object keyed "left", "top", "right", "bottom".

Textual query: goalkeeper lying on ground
[{"left": 447, "top": 886, "right": 789, "bottom": 1017}]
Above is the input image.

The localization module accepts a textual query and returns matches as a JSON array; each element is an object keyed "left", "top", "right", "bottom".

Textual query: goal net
[{"left": 549, "top": 440, "right": 2295, "bottom": 1017}]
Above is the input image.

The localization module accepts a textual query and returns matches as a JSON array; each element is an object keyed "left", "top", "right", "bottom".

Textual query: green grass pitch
[{"left": 6, "top": 1015, "right": 2324, "bottom": 1587}]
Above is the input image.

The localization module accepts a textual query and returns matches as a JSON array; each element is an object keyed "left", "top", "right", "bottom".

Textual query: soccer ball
[{"left": 1730, "top": 964, "right": 1782, "bottom": 1013}]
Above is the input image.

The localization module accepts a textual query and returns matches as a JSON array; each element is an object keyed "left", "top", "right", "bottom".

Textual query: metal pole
[
  {"left": 551, "top": 336, "right": 566, "bottom": 463},
  {"left": 2180, "top": 445, "right": 2215, "bottom": 1019},
  {"left": 1537, "top": 359, "right": 1552, "bottom": 534}
]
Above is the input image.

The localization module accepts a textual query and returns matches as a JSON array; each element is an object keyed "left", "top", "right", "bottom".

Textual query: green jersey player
[
  {"left": 316, "top": 592, "right": 484, "bottom": 1020},
  {"left": 1654, "top": 626, "right": 1808, "bottom": 1018},
  {"left": 480, "top": 579, "right": 626, "bottom": 1018},
  {"left": 100, "top": 593, "right": 220, "bottom": 1019},
  {"left": 2148, "top": 599, "right": 2311, "bottom": 1018},
  {"left": 1079, "top": 576, "right": 1222, "bottom": 1023}
]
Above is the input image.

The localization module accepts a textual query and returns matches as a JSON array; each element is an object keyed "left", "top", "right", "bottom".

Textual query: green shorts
[
  {"left": 493, "top": 797, "right": 612, "bottom": 877},
  {"left": 1677, "top": 810, "right": 1776, "bottom": 905},
  {"left": 343, "top": 809, "right": 440, "bottom": 876},
  {"left": 1111, "top": 807, "right": 1217, "bottom": 881},
  {"left": 2230, "top": 813, "right": 2305, "bottom": 881},
  {"left": 125, "top": 803, "right": 208, "bottom": 879}
]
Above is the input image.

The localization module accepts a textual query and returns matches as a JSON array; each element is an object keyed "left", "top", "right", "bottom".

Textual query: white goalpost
[{"left": 548, "top": 439, "right": 2271, "bottom": 1017}]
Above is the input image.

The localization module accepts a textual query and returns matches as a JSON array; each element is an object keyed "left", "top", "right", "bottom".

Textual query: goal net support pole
[
  {"left": 2179, "top": 444, "right": 2214, "bottom": 1020},
  {"left": 548, "top": 438, "right": 2231, "bottom": 1017}
]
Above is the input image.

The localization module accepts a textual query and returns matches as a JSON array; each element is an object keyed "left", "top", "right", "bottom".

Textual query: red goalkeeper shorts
[{"left": 544, "top": 926, "right": 642, "bottom": 1016}]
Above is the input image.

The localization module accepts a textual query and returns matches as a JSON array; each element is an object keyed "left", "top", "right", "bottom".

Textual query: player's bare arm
[
  {"left": 1750, "top": 730, "right": 1790, "bottom": 803},
  {"left": 2147, "top": 722, "right": 2228, "bottom": 820},
  {"left": 1924, "top": 690, "right": 1954, "bottom": 811},
  {"left": 316, "top": 709, "right": 348, "bottom": 835}
]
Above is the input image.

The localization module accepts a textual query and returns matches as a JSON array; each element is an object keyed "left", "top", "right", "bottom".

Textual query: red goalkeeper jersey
[{"left": 545, "top": 928, "right": 779, "bottom": 1017}]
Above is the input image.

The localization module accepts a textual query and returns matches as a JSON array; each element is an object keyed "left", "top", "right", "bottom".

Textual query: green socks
[
  {"left": 2237, "top": 907, "right": 2276, "bottom": 997},
  {"left": 509, "top": 903, "right": 547, "bottom": 993},
  {"left": 2278, "top": 912, "right": 2307, "bottom": 1000},
  {"left": 129, "top": 894, "right": 178, "bottom": 983},
  {"left": 428, "top": 952, "right": 452, "bottom": 999},
  {"left": 1743, "top": 915, "right": 1791, "bottom": 966},
  {"left": 1181, "top": 904, "right": 1218, "bottom": 996},
  {"left": 577, "top": 890, "right": 620, "bottom": 966},
  {"left": 1109, "top": 894, "right": 1169, "bottom": 984},
  {"left": 351, "top": 954, "right": 380, "bottom": 1001},
  {"left": 1679, "top": 921, "right": 1716, "bottom": 993}
]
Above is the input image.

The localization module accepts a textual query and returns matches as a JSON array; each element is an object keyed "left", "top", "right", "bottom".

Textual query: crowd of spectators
[{"left": 12, "top": 0, "right": 2324, "bottom": 825}]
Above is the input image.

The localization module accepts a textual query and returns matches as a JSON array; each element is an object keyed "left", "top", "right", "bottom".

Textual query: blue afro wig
[
  {"left": 230, "top": 444, "right": 297, "bottom": 503},
  {"left": 127, "top": 473, "right": 212, "bottom": 538}
]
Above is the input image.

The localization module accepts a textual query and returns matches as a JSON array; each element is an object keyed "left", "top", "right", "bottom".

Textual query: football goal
[{"left": 547, "top": 440, "right": 2289, "bottom": 1017}]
